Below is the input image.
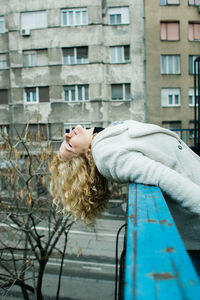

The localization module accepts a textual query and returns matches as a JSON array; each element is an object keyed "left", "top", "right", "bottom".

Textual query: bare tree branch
[{"left": 0, "top": 122, "right": 74, "bottom": 299}]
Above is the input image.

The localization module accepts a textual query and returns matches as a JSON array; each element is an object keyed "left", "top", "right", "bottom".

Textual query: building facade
[
  {"left": 0, "top": 0, "right": 145, "bottom": 145},
  {"left": 145, "top": 0, "right": 200, "bottom": 136}
]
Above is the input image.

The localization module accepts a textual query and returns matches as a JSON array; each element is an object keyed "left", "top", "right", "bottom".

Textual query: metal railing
[{"left": 122, "top": 183, "right": 200, "bottom": 300}]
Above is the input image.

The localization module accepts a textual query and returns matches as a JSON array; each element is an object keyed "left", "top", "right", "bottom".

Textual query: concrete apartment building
[
  {"left": 0, "top": 0, "right": 145, "bottom": 144},
  {"left": 145, "top": 0, "right": 200, "bottom": 135}
]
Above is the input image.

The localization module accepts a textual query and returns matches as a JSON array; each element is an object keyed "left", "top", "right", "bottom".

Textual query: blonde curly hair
[{"left": 50, "top": 154, "right": 110, "bottom": 224}]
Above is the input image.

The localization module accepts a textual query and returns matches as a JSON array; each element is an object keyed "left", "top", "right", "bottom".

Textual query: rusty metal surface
[{"left": 124, "top": 183, "right": 200, "bottom": 299}]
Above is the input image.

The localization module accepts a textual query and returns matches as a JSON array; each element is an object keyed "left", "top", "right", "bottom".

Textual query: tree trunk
[
  {"left": 21, "top": 286, "right": 30, "bottom": 300},
  {"left": 56, "top": 231, "right": 68, "bottom": 300},
  {"left": 36, "top": 260, "right": 47, "bottom": 300}
]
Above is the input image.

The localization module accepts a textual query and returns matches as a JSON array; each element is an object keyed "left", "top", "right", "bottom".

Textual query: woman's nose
[
  {"left": 65, "top": 132, "right": 72, "bottom": 138},
  {"left": 65, "top": 134, "right": 71, "bottom": 143}
]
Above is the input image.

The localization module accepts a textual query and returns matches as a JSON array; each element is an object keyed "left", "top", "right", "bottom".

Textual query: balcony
[{"left": 116, "top": 183, "right": 200, "bottom": 300}]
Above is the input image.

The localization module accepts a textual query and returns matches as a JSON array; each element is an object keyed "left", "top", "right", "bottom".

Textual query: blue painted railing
[{"left": 124, "top": 183, "right": 200, "bottom": 300}]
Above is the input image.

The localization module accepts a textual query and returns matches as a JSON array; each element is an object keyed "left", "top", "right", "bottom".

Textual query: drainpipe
[
  {"left": 7, "top": 23, "right": 14, "bottom": 138},
  {"left": 143, "top": 0, "right": 147, "bottom": 123}
]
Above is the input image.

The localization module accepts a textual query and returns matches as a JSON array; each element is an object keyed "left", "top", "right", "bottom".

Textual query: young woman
[{"left": 50, "top": 120, "right": 200, "bottom": 249}]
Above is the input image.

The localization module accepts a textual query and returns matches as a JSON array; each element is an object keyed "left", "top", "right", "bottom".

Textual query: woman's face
[{"left": 59, "top": 125, "right": 94, "bottom": 160}]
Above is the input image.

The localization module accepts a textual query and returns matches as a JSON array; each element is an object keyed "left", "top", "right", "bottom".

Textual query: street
[{"left": 1, "top": 201, "right": 126, "bottom": 299}]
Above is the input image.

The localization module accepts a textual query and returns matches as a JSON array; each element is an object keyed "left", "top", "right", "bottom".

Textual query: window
[
  {"left": 160, "top": 22, "right": 179, "bottom": 41},
  {"left": 160, "top": 0, "right": 179, "bottom": 5},
  {"left": 27, "top": 124, "right": 50, "bottom": 141},
  {"left": 0, "top": 90, "right": 8, "bottom": 104},
  {"left": 0, "top": 16, "right": 5, "bottom": 33},
  {"left": 162, "top": 121, "right": 182, "bottom": 138},
  {"left": 23, "top": 49, "right": 48, "bottom": 67},
  {"left": 63, "top": 47, "right": 88, "bottom": 64},
  {"left": 21, "top": 11, "right": 47, "bottom": 30},
  {"left": 25, "top": 87, "right": 49, "bottom": 103},
  {"left": 108, "top": 7, "right": 129, "bottom": 25},
  {"left": 0, "top": 125, "right": 9, "bottom": 139},
  {"left": 0, "top": 54, "right": 7, "bottom": 69},
  {"left": 25, "top": 87, "right": 38, "bottom": 103},
  {"left": 188, "top": 23, "right": 200, "bottom": 41},
  {"left": 161, "top": 55, "right": 180, "bottom": 74},
  {"left": 161, "top": 88, "right": 180, "bottom": 106},
  {"left": 111, "top": 84, "right": 131, "bottom": 100},
  {"left": 189, "top": 121, "right": 197, "bottom": 141},
  {"left": 188, "top": 0, "right": 200, "bottom": 6},
  {"left": 39, "top": 87, "right": 49, "bottom": 102},
  {"left": 162, "top": 121, "right": 181, "bottom": 130},
  {"left": 61, "top": 8, "right": 88, "bottom": 26},
  {"left": 189, "top": 55, "right": 200, "bottom": 74},
  {"left": 24, "top": 51, "right": 36, "bottom": 67},
  {"left": 64, "top": 122, "right": 91, "bottom": 134},
  {"left": 64, "top": 85, "right": 89, "bottom": 102},
  {"left": 110, "top": 46, "right": 130, "bottom": 63},
  {"left": 189, "top": 88, "right": 199, "bottom": 106},
  {"left": 36, "top": 49, "right": 48, "bottom": 66}
]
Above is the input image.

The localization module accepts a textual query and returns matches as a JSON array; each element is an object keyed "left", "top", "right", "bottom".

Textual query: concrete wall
[{"left": 0, "top": 0, "right": 145, "bottom": 139}]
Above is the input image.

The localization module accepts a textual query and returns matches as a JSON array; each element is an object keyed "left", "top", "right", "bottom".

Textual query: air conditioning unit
[{"left": 20, "top": 29, "right": 30, "bottom": 36}]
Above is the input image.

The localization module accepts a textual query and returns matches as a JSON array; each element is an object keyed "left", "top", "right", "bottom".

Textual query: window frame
[
  {"left": 0, "top": 125, "right": 9, "bottom": 140},
  {"left": 111, "top": 83, "right": 131, "bottom": 101},
  {"left": 61, "top": 8, "right": 88, "bottom": 26},
  {"left": 160, "top": 22, "right": 180, "bottom": 41},
  {"left": 0, "top": 16, "right": 5, "bottom": 33},
  {"left": 160, "top": 0, "right": 180, "bottom": 5},
  {"left": 189, "top": 55, "right": 200, "bottom": 74},
  {"left": 0, "top": 89, "right": 8, "bottom": 104},
  {"left": 24, "top": 51, "right": 36, "bottom": 67},
  {"left": 25, "top": 87, "right": 39, "bottom": 104},
  {"left": 188, "top": 22, "right": 200, "bottom": 41},
  {"left": 188, "top": 0, "right": 200, "bottom": 6},
  {"left": 188, "top": 88, "right": 199, "bottom": 106},
  {"left": 0, "top": 60, "right": 7, "bottom": 69},
  {"left": 27, "top": 123, "right": 50, "bottom": 141},
  {"left": 161, "top": 55, "right": 180, "bottom": 74},
  {"left": 63, "top": 84, "right": 89, "bottom": 102},
  {"left": 62, "top": 47, "right": 88, "bottom": 65},
  {"left": 23, "top": 49, "right": 48, "bottom": 67},
  {"left": 64, "top": 122, "right": 91, "bottom": 134},
  {"left": 108, "top": 7, "right": 129, "bottom": 25},
  {"left": 110, "top": 45, "right": 130, "bottom": 64},
  {"left": 0, "top": 54, "right": 7, "bottom": 69},
  {"left": 162, "top": 120, "right": 181, "bottom": 130},
  {"left": 161, "top": 88, "right": 181, "bottom": 107},
  {"left": 24, "top": 86, "right": 49, "bottom": 104},
  {"left": 21, "top": 10, "right": 47, "bottom": 30}
]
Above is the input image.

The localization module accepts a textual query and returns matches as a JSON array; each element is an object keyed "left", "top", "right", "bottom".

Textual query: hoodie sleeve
[{"left": 96, "top": 149, "right": 200, "bottom": 214}]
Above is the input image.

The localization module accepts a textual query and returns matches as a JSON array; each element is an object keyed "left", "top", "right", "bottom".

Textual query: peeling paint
[
  {"left": 147, "top": 219, "right": 157, "bottom": 223},
  {"left": 149, "top": 272, "right": 176, "bottom": 280},
  {"left": 161, "top": 247, "right": 176, "bottom": 253},
  {"left": 128, "top": 214, "right": 135, "bottom": 220},
  {"left": 146, "top": 219, "right": 174, "bottom": 226}
]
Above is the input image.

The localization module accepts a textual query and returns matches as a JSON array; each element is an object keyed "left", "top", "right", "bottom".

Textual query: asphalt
[{"left": 0, "top": 200, "right": 127, "bottom": 300}]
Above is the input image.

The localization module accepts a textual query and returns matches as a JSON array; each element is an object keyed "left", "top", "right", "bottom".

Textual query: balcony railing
[{"left": 121, "top": 183, "right": 200, "bottom": 300}]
